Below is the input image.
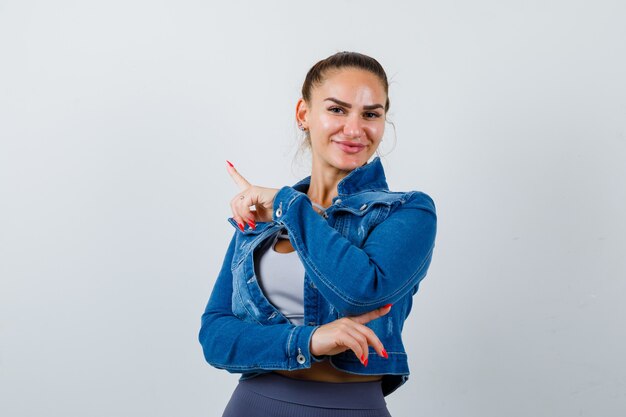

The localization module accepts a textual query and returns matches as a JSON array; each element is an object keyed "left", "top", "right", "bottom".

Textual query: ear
[{"left": 295, "top": 98, "right": 309, "bottom": 129}]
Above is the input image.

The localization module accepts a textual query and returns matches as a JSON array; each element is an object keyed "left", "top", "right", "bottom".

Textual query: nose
[{"left": 343, "top": 113, "right": 364, "bottom": 139}]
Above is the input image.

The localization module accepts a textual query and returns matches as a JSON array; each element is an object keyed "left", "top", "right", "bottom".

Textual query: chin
[{"left": 333, "top": 155, "right": 370, "bottom": 171}]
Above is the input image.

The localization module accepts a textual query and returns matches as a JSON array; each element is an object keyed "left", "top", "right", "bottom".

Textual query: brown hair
[{"left": 301, "top": 51, "right": 390, "bottom": 113}]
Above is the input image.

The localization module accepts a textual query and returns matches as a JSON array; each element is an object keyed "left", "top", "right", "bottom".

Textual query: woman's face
[{"left": 297, "top": 67, "right": 387, "bottom": 172}]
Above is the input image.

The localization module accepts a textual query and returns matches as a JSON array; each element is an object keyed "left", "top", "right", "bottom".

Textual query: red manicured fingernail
[
  {"left": 384, "top": 304, "right": 393, "bottom": 309},
  {"left": 247, "top": 219, "right": 255, "bottom": 230},
  {"left": 226, "top": 160, "right": 234, "bottom": 167},
  {"left": 364, "top": 358, "right": 368, "bottom": 367},
  {"left": 382, "top": 349, "right": 388, "bottom": 359},
  {"left": 237, "top": 222, "right": 244, "bottom": 231},
  {"left": 360, "top": 354, "right": 365, "bottom": 364}
]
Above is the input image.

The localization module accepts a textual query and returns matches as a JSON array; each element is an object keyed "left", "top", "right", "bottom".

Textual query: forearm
[
  {"left": 271, "top": 186, "right": 437, "bottom": 315},
  {"left": 198, "top": 231, "right": 321, "bottom": 372},
  {"left": 199, "top": 311, "right": 320, "bottom": 372}
]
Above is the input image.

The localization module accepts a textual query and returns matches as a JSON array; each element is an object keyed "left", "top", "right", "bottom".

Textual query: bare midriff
[
  {"left": 272, "top": 238, "right": 383, "bottom": 383},
  {"left": 273, "top": 359, "right": 383, "bottom": 382}
]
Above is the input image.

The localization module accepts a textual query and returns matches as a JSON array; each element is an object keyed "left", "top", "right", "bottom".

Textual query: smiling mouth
[{"left": 333, "top": 140, "right": 366, "bottom": 154}]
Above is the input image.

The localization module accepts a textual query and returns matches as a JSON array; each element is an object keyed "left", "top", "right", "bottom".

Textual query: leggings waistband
[{"left": 238, "top": 372, "right": 387, "bottom": 409}]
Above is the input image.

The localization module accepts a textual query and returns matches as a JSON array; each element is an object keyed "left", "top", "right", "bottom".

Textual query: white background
[{"left": 1, "top": 1, "right": 625, "bottom": 416}]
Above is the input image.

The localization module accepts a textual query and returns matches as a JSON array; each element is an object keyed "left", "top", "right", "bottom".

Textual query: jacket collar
[{"left": 291, "top": 156, "right": 389, "bottom": 197}]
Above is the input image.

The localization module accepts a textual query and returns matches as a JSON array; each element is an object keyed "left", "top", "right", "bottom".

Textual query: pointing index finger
[{"left": 226, "top": 160, "right": 252, "bottom": 191}]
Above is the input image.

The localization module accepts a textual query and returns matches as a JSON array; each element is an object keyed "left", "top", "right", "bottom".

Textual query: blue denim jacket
[{"left": 199, "top": 156, "right": 437, "bottom": 396}]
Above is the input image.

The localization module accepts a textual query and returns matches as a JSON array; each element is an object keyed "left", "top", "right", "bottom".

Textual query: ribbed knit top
[
  {"left": 256, "top": 229, "right": 305, "bottom": 325},
  {"left": 255, "top": 201, "right": 329, "bottom": 325}
]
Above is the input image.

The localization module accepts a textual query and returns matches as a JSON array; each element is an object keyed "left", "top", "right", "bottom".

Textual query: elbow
[
  {"left": 198, "top": 311, "right": 246, "bottom": 374},
  {"left": 199, "top": 327, "right": 230, "bottom": 371},
  {"left": 198, "top": 312, "right": 222, "bottom": 366},
  {"left": 198, "top": 324, "right": 213, "bottom": 364},
  {"left": 331, "top": 270, "right": 394, "bottom": 316}
]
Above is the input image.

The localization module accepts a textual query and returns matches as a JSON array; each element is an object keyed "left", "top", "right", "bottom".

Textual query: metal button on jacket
[{"left": 296, "top": 348, "right": 306, "bottom": 364}]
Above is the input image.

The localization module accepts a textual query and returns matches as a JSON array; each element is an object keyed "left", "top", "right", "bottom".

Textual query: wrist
[{"left": 309, "top": 326, "right": 326, "bottom": 362}]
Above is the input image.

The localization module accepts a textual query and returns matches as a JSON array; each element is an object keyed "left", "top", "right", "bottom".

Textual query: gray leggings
[{"left": 222, "top": 372, "right": 392, "bottom": 417}]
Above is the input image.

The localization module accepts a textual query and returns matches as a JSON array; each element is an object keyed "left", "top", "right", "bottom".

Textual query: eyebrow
[{"left": 324, "top": 97, "right": 384, "bottom": 111}]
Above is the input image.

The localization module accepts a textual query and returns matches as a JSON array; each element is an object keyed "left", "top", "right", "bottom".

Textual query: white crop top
[
  {"left": 254, "top": 202, "right": 329, "bottom": 326},
  {"left": 255, "top": 229, "right": 305, "bottom": 325}
]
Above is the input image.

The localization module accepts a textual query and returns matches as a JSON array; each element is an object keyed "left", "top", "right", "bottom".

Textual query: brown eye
[
  {"left": 328, "top": 107, "right": 345, "bottom": 114},
  {"left": 365, "top": 112, "right": 381, "bottom": 119}
]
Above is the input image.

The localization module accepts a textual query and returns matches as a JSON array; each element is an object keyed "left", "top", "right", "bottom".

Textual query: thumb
[{"left": 349, "top": 304, "right": 392, "bottom": 325}]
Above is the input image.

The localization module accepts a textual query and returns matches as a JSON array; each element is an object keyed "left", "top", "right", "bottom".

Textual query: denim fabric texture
[{"left": 199, "top": 156, "right": 437, "bottom": 396}]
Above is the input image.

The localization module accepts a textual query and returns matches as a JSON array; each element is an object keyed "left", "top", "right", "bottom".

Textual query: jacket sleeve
[
  {"left": 272, "top": 187, "right": 437, "bottom": 316},
  {"left": 198, "top": 230, "right": 321, "bottom": 372}
]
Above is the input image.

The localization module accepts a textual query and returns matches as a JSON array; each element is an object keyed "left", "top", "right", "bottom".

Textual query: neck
[{"left": 306, "top": 156, "right": 351, "bottom": 208}]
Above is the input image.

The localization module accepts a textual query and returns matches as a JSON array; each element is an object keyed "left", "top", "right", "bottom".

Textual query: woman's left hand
[{"left": 226, "top": 161, "right": 279, "bottom": 230}]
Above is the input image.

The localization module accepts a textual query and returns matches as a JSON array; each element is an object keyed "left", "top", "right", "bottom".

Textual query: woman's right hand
[
  {"left": 309, "top": 304, "right": 392, "bottom": 366},
  {"left": 225, "top": 160, "right": 279, "bottom": 228}
]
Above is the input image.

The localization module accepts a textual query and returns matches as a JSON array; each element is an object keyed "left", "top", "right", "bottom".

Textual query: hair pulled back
[{"left": 301, "top": 51, "right": 390, "bottom": 113}]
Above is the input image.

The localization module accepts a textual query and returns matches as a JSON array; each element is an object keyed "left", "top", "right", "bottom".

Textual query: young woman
[{"left": 199, "top": 51, "right": 437, "bottom": 417}]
